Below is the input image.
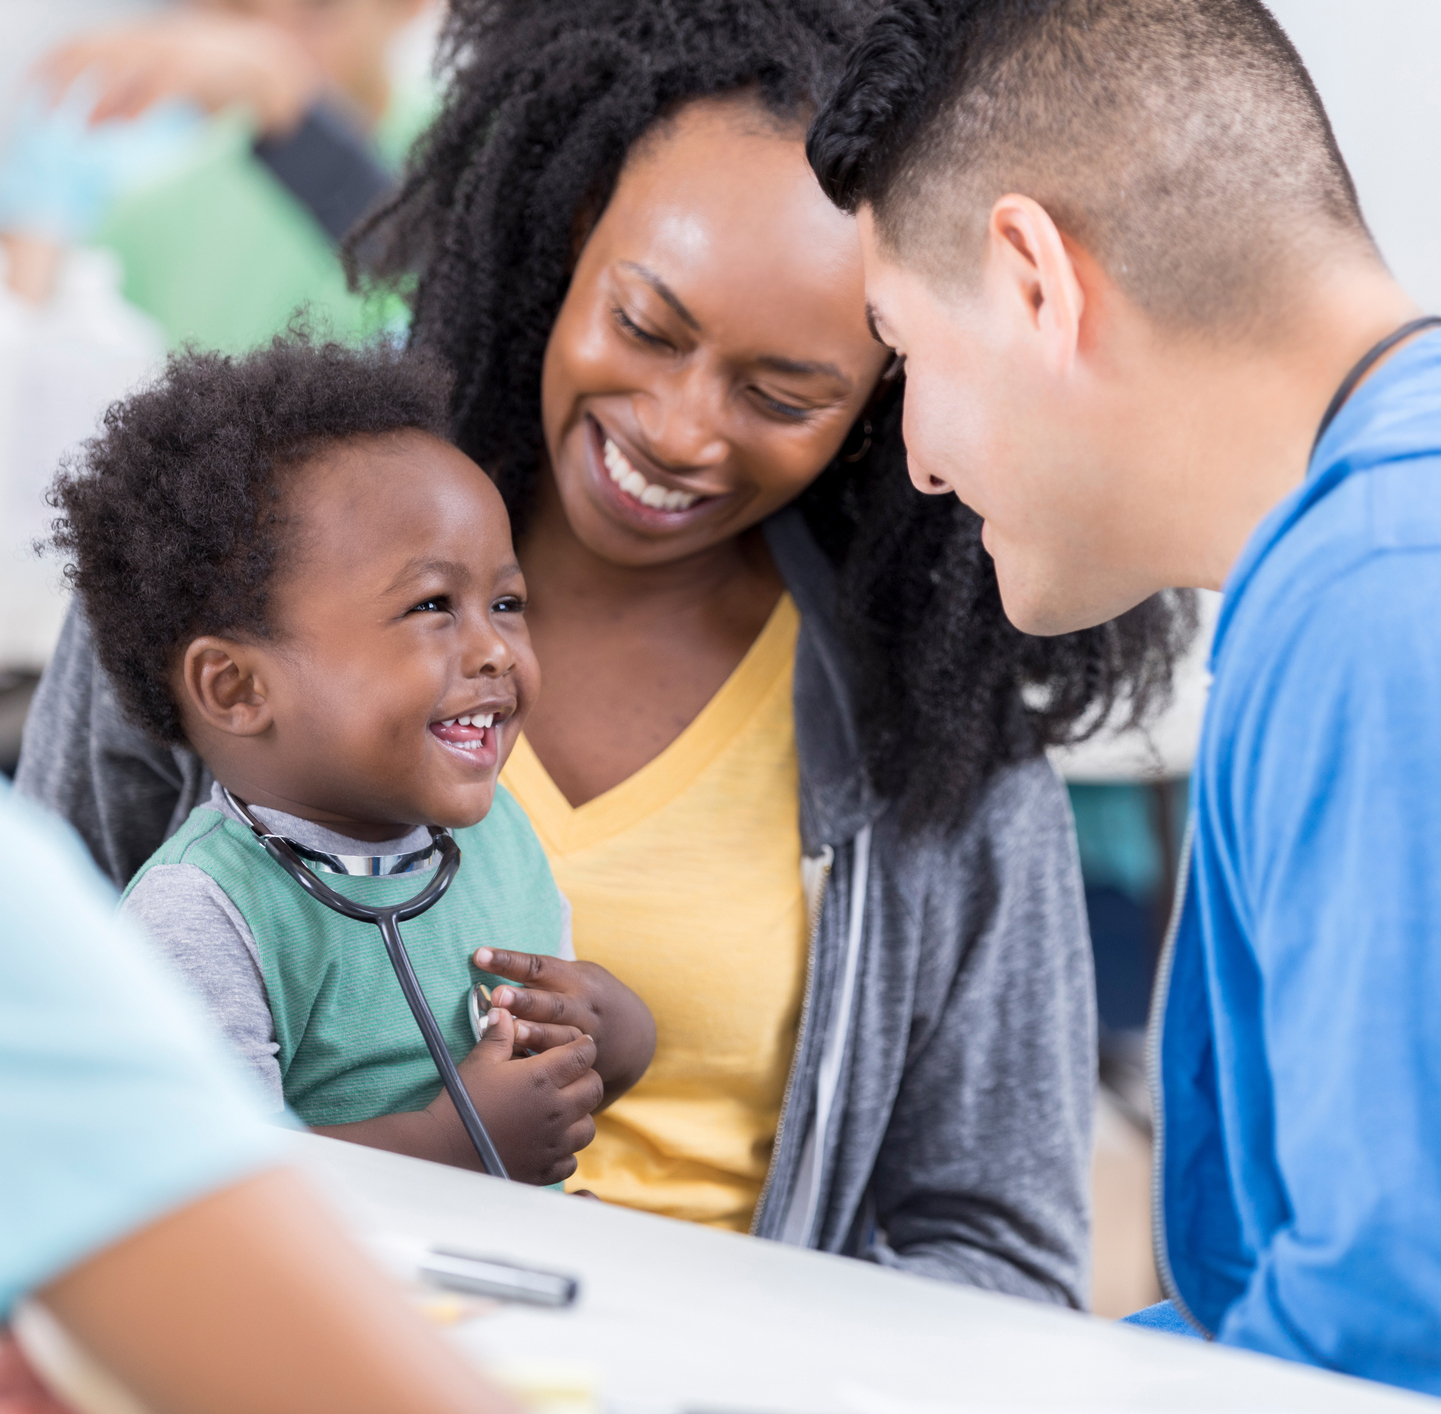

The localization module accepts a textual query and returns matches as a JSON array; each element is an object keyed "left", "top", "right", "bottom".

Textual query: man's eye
[
  {"left": 493, "top": 595, "right": 527, "bottom": 614},
  {"left": 408, "top": 596, "right": 450, "bottom": 615}
]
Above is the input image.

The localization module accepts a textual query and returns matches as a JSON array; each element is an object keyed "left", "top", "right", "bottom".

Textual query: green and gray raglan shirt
[{"left": 121, "top": 782, "right": 570, "bottom": 1126}]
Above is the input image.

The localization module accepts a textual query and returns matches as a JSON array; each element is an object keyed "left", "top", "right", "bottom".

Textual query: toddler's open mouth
[{"left": 429, "top": 711, "right": 503, "bottom": 765}]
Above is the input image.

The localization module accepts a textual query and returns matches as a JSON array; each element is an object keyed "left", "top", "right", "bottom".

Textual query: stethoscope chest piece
[{"left": 468, "top": 983, "right": 494, "bottom": 1042}]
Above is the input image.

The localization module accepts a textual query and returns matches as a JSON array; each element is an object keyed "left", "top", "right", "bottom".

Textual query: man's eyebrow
[
  {"left": 864, "top": 301, "right": 892, "bottom": 347},
  {"left": 754, "top": 354, "right": 850, "bottom": 386},
  {"left": 618, "top": 261, "right": 701, "bottom": 331},
  {"left": 383, "top": 557, "right": 472, "bottom": 595}
]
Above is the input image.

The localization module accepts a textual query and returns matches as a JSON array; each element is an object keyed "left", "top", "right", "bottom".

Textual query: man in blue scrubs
[
  {"left": 0, "top": 782, "right": 510, "bottom": 1413},
  {"left": 807, "top": 0, "right": 1441, "bottom": 1395}
]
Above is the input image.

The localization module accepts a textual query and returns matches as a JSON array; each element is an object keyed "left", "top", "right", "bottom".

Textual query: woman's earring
[{"left": 841, "top": 417, "right": 873, "bottom": 463}]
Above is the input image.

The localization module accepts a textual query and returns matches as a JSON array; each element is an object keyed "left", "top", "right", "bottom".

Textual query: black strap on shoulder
[{"left": 1313, "top": 315, "right": 1441, "bottom": 451}]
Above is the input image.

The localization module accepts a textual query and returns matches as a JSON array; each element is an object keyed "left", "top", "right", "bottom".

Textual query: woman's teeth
[{"left": 603, "top": 437, "right": 700, "bottom": 511}]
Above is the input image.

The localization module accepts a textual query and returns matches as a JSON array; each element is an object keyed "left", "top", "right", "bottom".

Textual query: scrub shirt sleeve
[{"left": 0, "top": 785, "right": 283, "bottom": 1318}]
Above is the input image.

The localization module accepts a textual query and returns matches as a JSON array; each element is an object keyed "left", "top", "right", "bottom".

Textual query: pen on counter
[{"left": 420, "top": 1248, "right": 579, "bottom": 1308}]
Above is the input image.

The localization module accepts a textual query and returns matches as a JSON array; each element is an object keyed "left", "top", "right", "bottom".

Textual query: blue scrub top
[
  {"left": 0, "top": 783, "right": 280, "bottom": 1316},
  {"left": 1155, "top": 330, "right": 1441, "bottom": 1392}
]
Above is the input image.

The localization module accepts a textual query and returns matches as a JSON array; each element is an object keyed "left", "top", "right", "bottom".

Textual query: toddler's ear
[{"left": 178, "top": 636, "right": 274, "bottom": 738}]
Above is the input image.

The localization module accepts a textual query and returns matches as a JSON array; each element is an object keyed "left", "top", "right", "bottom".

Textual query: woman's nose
[{"left": 634, "top": 366, "right": 730, "bottom": 469}]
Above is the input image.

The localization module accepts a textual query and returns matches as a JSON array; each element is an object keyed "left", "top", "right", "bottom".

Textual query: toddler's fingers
[
  {"left": 473, "top": 947, "right": 568, "bottom": 989},
  {"left": 494, "top": 985, "right": 574, "bottom": 1025},
  {"left": 537, "top": 1033, "right": 598, "bottom": 1085},
  {"left": 514, "top": 1020, "right": 586, "bottom": 1052},
  {"left": 562, "top": 1114, "right": 597, "bottom": 1156},
  {"left": 551, "top": 1061, "right": 605, "bottom": 1118},
  {"left": 542, "top": 1156, "right": 580, "bottom": 1186},
  {"left": 470, "top": 1006, "right": 516, "bottom": 1061}
]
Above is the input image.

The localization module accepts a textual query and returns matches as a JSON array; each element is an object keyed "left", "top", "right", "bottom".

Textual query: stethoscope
[{"left": 223, "top": 788, "right": 509, "bottom": 1179}]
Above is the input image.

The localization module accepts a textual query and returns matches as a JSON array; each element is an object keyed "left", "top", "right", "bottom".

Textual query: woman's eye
[
  {"left": 612, "top": 305, "right": 672, "bottom": 350},
  {"left": 753, "top": 389, "right": 814, "bottom": 422},
  {"left": 408, "top": 596, "right": 450, "bottom": 615},
  {"left": 493, "top": 595, "right": 527, "bottom": 614}
]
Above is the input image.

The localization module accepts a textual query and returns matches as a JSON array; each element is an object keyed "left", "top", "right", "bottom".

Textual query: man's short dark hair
[
  {"left": 47, "top": 332, "right": 453, "bottom": 744},
  {"left": 808, "top": 0, "right": 1372, "bottom": 328}
]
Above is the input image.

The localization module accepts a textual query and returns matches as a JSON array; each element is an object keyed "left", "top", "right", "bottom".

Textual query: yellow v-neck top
[{"left": 501, "top": 594, "right": 807, "bottom": 1231}]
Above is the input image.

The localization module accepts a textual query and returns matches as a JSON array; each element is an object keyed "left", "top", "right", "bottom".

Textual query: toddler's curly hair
[{"left": 47, "top": 332, "right": 453, "bottom": 744}]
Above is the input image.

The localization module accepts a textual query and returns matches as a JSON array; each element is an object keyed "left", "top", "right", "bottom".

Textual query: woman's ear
[{"left": 178, "top": 637, "right": 274, "bottom": 738}]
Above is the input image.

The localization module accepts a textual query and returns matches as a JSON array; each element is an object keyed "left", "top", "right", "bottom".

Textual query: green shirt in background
[{"left": 95, "top": 86, "right": 431, "bottom": 352}]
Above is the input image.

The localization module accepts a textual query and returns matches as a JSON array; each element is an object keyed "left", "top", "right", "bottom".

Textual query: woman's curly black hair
[
  {"left": 47, "top": 333, "right": 453, "bottom": 744},
  {"left": 352, "top": 0, "right": 1197, "bottom": 830}
]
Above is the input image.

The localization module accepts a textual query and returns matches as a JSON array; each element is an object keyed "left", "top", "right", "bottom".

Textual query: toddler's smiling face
[{"left": 179, "top": 430, "right": 538, "bottom": 840}]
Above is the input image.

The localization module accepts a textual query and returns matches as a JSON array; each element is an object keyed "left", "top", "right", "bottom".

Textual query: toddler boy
[{"left": 48, "top": 334, "right": 654, "bottom": 1184}]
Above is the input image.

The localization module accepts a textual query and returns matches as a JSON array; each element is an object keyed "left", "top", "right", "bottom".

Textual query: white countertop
[{"left": 290, "top": 1132, "right": 1434, "bottom": 1414}]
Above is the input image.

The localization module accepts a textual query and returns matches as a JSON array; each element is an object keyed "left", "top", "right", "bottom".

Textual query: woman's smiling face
[{"left": 539, "top": 95, "right": 891, "bottom": 566}]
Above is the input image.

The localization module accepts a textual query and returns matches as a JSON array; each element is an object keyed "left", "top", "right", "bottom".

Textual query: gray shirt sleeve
[
  {"left": 123, "top": 864, "right": 284, "bottom": 1112},
  {"left": 15, "top": 604, "right": 211, "bottom": 889}
]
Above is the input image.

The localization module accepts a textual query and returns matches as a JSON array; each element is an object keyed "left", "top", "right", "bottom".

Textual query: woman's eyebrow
[
  {"left": 755, "top": 353, "right": 849, "bottom": 386},
  {"left": 619, "top": 260, "right": 848, "bottom": 386},
  {"left": 618, "top": 261, "right": 701, "bottom": 330}
]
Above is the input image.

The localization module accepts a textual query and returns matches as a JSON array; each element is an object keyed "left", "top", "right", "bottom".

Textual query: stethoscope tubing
[
  {"left": 372, "top": 909, "right": 510, "bottom": 1179},
  {"left": 228, "top": 792, "right": 510, "bottom": 1180}
]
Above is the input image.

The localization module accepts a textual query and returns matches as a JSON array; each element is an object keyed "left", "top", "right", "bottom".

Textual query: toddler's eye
[
  {"left": 493, "top": 595, "right": 526, "bottom": 614},
  {"left": 408, "top": 596, "right": 451, "bottom": 615}
]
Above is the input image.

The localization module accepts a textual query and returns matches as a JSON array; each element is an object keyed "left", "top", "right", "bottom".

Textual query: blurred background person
[{"left": 0, "top": 0, "right": 437, "bottom": 346}]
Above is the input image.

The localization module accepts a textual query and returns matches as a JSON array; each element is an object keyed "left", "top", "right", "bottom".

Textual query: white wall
[{"left": 1268, "top": 0, "right": 1441, "bottom": 312}]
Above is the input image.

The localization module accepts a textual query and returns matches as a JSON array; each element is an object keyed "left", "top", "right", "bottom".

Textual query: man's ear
[
  {"left": 985, "top": 194, "right": 1085, "bottom": 376},
  {"left": 178, "top": 637, "right": 274, "bottom": 738}
]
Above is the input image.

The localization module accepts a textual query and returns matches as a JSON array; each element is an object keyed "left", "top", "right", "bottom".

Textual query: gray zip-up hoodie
[{"left": 16, "top": 506, "right": 1095, "bottom": 1308}]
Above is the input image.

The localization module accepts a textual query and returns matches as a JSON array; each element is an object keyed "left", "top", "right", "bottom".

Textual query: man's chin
[{"left": 993, "top": 558, "right": 1121, "bottom": 638}]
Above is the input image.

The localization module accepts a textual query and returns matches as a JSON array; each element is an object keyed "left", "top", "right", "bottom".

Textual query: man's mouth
[{"left": 601, "top": 436, "right": 702, "bottom": 512}]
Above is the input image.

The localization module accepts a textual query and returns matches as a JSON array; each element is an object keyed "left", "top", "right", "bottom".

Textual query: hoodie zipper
[
  {"left": 1147, "top": 813, "right": 1212, "bottom": 1337},
  {"left": 750, "top": 846, "right": 833, "bottom": 1237}
]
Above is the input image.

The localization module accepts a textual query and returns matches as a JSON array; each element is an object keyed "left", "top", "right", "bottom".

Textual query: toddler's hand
[
  {"left": 427, "top": 1008, "right": 601, "bottom": 1186},
  {"left": 474, "top": 948, "right": 656, "bottom": 1106}
]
